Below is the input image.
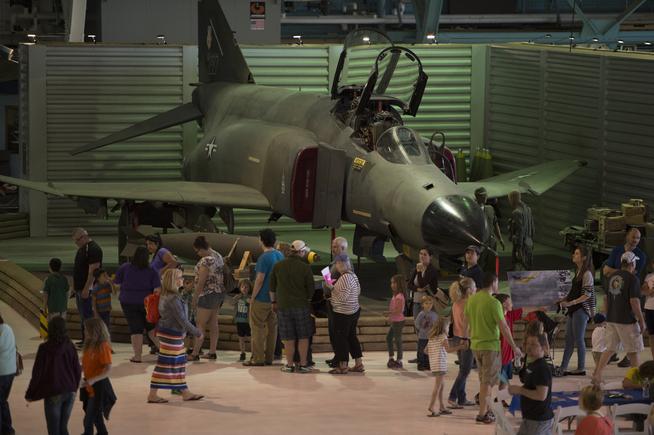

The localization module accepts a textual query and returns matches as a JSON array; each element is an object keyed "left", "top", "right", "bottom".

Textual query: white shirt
[
  {"left": 644, "top": 273, "right": 654, "bottom": 310},
  {"left": 591, "top": 325, "right": 606, "bottom": 353},
  {"left": 427, "top": 334, "right": 448, "bottom": 373}
]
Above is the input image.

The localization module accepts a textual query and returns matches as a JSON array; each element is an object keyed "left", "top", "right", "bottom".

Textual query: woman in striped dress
[{"left": 148, "top": 269, "right": 204, "bottom": 403}]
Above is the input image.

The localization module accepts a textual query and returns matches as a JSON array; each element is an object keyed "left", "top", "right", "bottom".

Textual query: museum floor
[{"left": 6, "top": 299, "right": 644, "bottom": 435}]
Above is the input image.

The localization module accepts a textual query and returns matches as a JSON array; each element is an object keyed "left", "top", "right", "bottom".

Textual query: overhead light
[
  {"left": 426, "top": 33, "right": 437, "bottom": 44},
  {"left": 362, "top": 36, "right": 370, "bottom": 44},
  {"left": 292, "top": 35, "right": 303, "bottom": 45},
  {"left": 27, "top": 33, "right": 37, "bottom": 43},
  {"left": 545, "top": 34, "right": 552, "bottom": 38},
  {"left": 569, "top": 36, "right": 575, "bottom": 41},
  {"left": 592, "top": 37, "right": 599, "bottom": 43},
  {"left": 156, "top": 34, "right": 166, "bottom": 45},
  {"left": 645, "top": 41, "right": 652, "bottom": 46},
  {"left": 87, "top": 34, "right": 96, "bottom": 44},
  {"left": 617, "top": 39, "right": 625, "bottom": 44}
]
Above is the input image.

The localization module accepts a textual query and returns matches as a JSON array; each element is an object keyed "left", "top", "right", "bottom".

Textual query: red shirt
[
  {"left": 575, "top": 415, "right": 612, "bottom": 435},
  {"left": 500, "top": 308, "right": 522, "bottom": 365}
]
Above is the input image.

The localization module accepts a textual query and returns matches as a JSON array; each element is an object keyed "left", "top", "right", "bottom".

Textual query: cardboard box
[
  {"left": 622, "top": 203, "right": 646, "bottom": 217},
  {"left": 625, "top": 214, "right": 645, "bottom": 225},
  {"left": 599, "top": 214, "right": 626, "bottom": 232},
  {"left": 599, "top": 230, "right": 626, "bottom": 247}
]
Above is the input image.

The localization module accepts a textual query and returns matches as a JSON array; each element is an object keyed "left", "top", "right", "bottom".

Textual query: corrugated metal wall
[
  {"left": 41, "top": 45, "right": 187, "bottom": 235},
  {"left": 243, "top": 46, "right": 330, "bottom": 93},
  {"left": 486, "top": 45, "right": 654, "bottom": 248}
]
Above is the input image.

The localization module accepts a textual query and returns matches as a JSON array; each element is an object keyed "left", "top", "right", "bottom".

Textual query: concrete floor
[{"left": 5, "top": 300, "right": 649, "bottom": 435}]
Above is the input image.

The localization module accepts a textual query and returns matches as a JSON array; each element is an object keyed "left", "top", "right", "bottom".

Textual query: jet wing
[
  {"left": 0, "top": 175, "right": 271, "bottom": 210},
  {"left": 458, "top": 160, "right": 586, "bottom": 199}
]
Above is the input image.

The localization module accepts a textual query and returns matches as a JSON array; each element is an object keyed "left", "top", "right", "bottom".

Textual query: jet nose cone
[{"left": 421, "top": 195, "right": 488, "bottom": 255}]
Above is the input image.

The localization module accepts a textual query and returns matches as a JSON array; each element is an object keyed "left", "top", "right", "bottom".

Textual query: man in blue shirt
[
  {"left": 244, "top": 229, "right": 284, "bottom": 366},
  {"left": 603, "top": 228, "right": 647, "bottom": 279}
]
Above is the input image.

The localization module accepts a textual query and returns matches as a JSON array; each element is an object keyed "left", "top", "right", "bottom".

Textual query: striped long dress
[{"left": 150, "top": 327, "right": 188, "bottom": 390}]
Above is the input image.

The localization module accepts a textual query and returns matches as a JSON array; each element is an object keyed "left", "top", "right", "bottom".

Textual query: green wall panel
[{"left": 486, "top": 44, "right": 654, "bottom": 249}]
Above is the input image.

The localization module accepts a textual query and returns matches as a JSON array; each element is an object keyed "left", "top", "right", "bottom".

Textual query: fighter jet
[{"left": 0, "top": 0, "right": 583, "bottom": 263}]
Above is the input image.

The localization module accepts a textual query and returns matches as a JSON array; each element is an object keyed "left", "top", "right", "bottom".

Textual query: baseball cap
[
  {"left": 291, "top": 240, "right": 308, "bottom": 253},
  {"left": 621, "top": 251, "right": 639, "bottom": 264},
  {"left": 465, "top": 245, "right": 481, "bottom": 255}
]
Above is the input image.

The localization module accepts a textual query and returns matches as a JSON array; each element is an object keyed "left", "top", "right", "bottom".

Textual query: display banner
[{"left": 507, "top": 270, "right": 572, "bottom": 308}]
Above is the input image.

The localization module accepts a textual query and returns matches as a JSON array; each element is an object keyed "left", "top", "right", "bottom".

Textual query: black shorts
[
  {"left": 236, "top": 322, "right": 251, "bottom": 337},
  {"left": 645, "top": 309, "right": 654, "bottom": 335},
  {"left": 277, "top": 307, "right": 313, "bottom": 340},
  {"left": 120, "top": 303, "right": 155, "bottom": 335}
]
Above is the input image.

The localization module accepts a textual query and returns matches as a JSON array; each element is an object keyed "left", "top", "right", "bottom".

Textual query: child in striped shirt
[
  {"left": 91, "top": 269, "right": 114, "bottom": 336},
  {"left": 427, "top": 316, "right": 465, "bottom": 417}
]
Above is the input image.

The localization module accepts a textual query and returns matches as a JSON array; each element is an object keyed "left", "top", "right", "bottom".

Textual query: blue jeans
[
  {"left": 0, "top": 374, "right": 14, "bottom": 435},
  {"left": 44, "top": 392, "right": 75, "bottom": 435},
  {"left": 449, "top": 347, "right": 473, "bottom": 404},
  {"left": 560, "top": 309, "right": 589, "bottom": 371},
  {"left": 83, "top": 394, "right": 107, "bottom": 435},
  {"left": 75, "top": 293, "right": 93, "bottom": 340}
]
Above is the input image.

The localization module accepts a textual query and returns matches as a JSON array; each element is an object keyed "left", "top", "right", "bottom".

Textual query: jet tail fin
[
  {"left": 198, "top": 0, "right": 254, "bottom": 84},
  {"left": 70, "top": 102, "right": 202, "bottom": 155}
]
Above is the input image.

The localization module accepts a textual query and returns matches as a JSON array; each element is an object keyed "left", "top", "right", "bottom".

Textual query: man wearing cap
[
  {"left": 270, "top": 240, "right": 316, "bottom": 373},
  {"left": 592, "top": 251, "right": 645, "bottom": 385},
  {"left": 461, "top": 245, "right": 484, "bottom": 289},
  {"left": 475, "top": 187, "right": 505, "bottom": 272},
  {"left": 508, "top": 190, "right": 534, "bottom": 271},
  {"left": 602, "top": 228, "right": 647, "bottom": 367}
]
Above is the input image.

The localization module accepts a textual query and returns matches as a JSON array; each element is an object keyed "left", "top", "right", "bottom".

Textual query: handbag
[
  {"left": 15, "top": 351, "right": 23, "bottom": 376},
  {"left": 144, "top": 292, "right": 161, "bottom": 324}
]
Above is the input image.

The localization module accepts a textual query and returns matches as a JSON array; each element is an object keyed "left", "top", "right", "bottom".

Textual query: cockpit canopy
[
  {"left": 376, "top": 126, "right": 431, "bottom": 165},
  {"left": 331, "top": 30, "right": 427, "bottom": 117},
  {"left": 331, "top": 29, "right": 393, "bottom": 98}
]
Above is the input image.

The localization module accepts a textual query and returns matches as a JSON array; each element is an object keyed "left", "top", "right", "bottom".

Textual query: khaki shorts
[
  {"left": 605, "top": 322, "right": 644, "bottom": 354},
  {"left": 473, "top": 350, "right": 501, "bottom": 386}
]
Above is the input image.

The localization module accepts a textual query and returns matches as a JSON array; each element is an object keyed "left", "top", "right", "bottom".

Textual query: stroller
[{"left": 516, "top": 310, "right": 562, "bottom": 377}]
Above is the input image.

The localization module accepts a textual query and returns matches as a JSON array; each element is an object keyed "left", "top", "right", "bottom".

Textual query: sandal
[
  {"left": 183, "top": 394, "right": 204, "bottom": 401},
  {"left": 447, "top": 400, "right": 463, "bottom": 409},
  {"left": 187, "top": 354, "right": 200, "bottom": 362},
  {"left": 130, "top": 357, "right": 142, "bottom": 363},
  {"left": 427, "top": 410, "right": 440, "bottom": 417},
  {"left": 147, "top": 397, "right": 168, "bottom": 404},
  {"left": 328, "top": 367, "right": 349, "bottom": 375},
  {"left": 439, "top": 409, "right": 452, "bottom": 415},
  {"left": 350, "top": 364, "right": 365, "bottom": 373}
]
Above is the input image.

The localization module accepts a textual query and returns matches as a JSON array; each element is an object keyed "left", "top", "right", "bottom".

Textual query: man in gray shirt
[{"left": 593, "top": 251, "right": 645, "bottom": 385}]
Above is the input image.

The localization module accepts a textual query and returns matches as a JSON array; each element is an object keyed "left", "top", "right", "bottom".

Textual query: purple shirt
[
  {"left": 115, "top": 263, "right": 161, "bottom": 305},
  {"left": 150, "top": 247, "right": 171, "bottom": 275}
]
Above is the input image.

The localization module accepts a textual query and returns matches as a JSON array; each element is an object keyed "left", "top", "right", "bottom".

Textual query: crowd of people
[{"left": 0, "top": 220, "right": 651, "bottom": 434}]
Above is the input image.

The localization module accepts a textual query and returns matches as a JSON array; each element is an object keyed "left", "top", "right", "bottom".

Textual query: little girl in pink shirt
[{"left": 385, "top": 274, "right": 407, "bottom": 369}]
